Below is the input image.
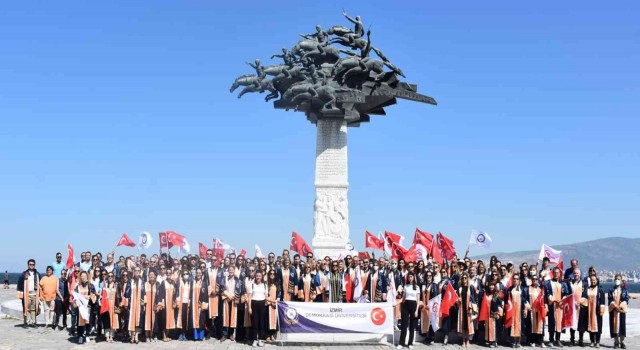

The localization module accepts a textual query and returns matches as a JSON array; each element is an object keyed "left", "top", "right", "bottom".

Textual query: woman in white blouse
[
  {"left": 247, "top": 271, "right": 267, "bottom": 347},
  {"left": 398, "top": 272, "right": 420, "bottom": 349}
]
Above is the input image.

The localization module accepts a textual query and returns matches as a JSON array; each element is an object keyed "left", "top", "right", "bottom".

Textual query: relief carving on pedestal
[{"left": 314, "top": 190, "right": 348, "bottom": 241}]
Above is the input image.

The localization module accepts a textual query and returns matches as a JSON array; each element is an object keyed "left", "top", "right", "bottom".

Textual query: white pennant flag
[
  {"left": 469, "top": 229, "right": 492, "bottom": 249},
  {"left": 179, "top": 238, "right": 191, "bottom": 254},
  {"left": 255, "top": 244, "right": 264, "bottom": 258},
  {"left": 538, "top": 244, "right": 562, "bottom": 264},
  {"left": 72, "top": 291, "right": 90, "bottom": 322},
  {"left": 138, "top": 231, "right": 153, "bottom": 251},
  {"left": 428, "top": 294, "right": 442, "bottom": 332}
]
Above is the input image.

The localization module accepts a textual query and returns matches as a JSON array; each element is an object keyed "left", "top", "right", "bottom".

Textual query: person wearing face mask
[
  {"left": 73, "top": 271, "right": 96, "bottom": 344},
  {"left": 366, "top": 259, "right": 387, "bottom": 303},
  {"left": 545, "top": 267, "right": 573, "bottom": 347},
  {"left": 608, "top": 274, "right": 629, "bottom": 349},
  {"left": 579, "top": 275, "right": 605, "bottom": 348},
  {"left": 522, "top": 273, "right": 546, "bottom": 347},
  {"left": 176, "top": 269, "right": 192, "bottom": 341},
  {"left": 387, "top": 259, "right": 404, "bottom": 330},
  {"left": 419, "top": 270, "right": 438, "bottom": 345},
  {"left": 17, "top": 259, "right": 41, "bottom": 328}
]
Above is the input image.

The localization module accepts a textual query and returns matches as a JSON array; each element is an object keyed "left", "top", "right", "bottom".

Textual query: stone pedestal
[{"left": 312, "top": 119, "right": 349, "bottom": 259}]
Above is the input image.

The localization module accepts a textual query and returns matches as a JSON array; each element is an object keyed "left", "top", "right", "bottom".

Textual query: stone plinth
[{"left": 312, "top": 119, "right": 349, "bottom": 259}]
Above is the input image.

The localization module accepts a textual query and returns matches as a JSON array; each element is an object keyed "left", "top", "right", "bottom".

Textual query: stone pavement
[{"left": 1, "top": 286, "right": 639, "bottom": 350}]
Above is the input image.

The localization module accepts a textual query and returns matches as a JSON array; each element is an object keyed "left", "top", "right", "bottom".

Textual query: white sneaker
[
  {"left": 408, "top": 346, "right": 414, "bottom": 350},
  {"left": 397, "top": 345, "right": 404, "bottom": 349},
  {"left": 258, "top": 340, "right": 265, "bottom": 346},
  {"left": 252, "top": 340, "right": 258, "bottom": 347}
]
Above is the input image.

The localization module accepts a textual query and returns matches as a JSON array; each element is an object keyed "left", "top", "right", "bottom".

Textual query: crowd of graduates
[{"left": 15, "top": 246, "right": 632, "bottom": 349}]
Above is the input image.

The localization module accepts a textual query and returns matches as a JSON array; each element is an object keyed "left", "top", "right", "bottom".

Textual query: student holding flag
[
  {"left": 73, "top": 271, "right": 96, "bottom": 344},
  {"left": 523, "top": 272, "right": 546, "bottom": 347},
  {"left": 100, "top": 271, "right": 119, "bottom": 343},
  {"left": 420, "top": 269, "right": 439, "bottom": 345},
  {"left": 545, "top": 267, "right": 573, "bottom": 347}
]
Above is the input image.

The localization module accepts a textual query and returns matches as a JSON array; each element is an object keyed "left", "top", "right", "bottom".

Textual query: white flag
[
  {"left": 538, "top": 244, "right": 562, "bottom": 264},
  {"left": 179, "top": 238, "right": 191, "bottom": 254},
  {"left": 428, "top": 294, "right": 442, "bottom": 332},
  {"left": 353, "top": 267, "right": 363, "bottom": 299},
  {"left": 469, "top": 229, "right": 492, "bottom": 249},
  {"left": 414, "top": 243, "right": 428, "bottom": 260},
  {"left": 72, "top": 291, "right": 90, "bottom": 322},
  {"left": 255, "top": 244, "right": 264, "bottom": 258},
  {"left": 138, "top": 231, "right": 152, "bottom": 251}
]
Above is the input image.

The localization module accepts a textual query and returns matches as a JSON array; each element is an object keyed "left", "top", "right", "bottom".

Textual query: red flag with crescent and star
[
  {"left": 198, "top": 242, "right": 208, "bottom": 259},
  {"left": 533, "top": 288, "right": 546, "bottom": 318},
  {"left": 414, "top": 228, "right": 434, "bottom": 248},
  {"left": 561, "top": 295, "right": 574, "bottom": 330},
  {"left": 116, "top": 233, "right": 136, "bottom": 247},
  {"left": 440, "top": 282, "right": 459, "bottom": 317},
  {"left": 166, "top": 231, "right": 186, "bottom": 248},
  {"left": 478, "top": 294, "right": 490, "bottom": 322},
  {"left": 290, "top": 232, "right": 313, "bottom": 256},
  {"left": 430, "top": 239, "right": 444, "bottom": 265},
  {"left": 365, "top": 231, "right": 385, "bottom": 251},
  {"left": 65, "top": 243, "right": 75, "bottom": 269},
  {"left": 437, "top": 232, "right": 456, "bottom": 261},
  {"left": 505, "top": 299, "right": 514, "bottom": 328},
  {"left": 100, "top": 287, "right": 110, "bottom": 314},
  {"left": 390, "top": 240, "right": 408, "bottom": 260},
  {"left": 159, "top": 232, "right": 173, "bottom": 249}
]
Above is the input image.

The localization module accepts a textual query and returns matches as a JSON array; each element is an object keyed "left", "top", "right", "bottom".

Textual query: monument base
[{"left": 311, "top": 246, "right": 349, "bottom": 260}]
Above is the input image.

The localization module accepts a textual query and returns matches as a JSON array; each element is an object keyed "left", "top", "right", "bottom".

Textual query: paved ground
[{"left": 1, "top": 286, "right": 638, "bottom": 350}]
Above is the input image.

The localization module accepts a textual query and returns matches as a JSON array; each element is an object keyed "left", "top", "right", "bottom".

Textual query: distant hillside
[{"left": 472, "top": 237, "right": 640, "bottom": 271}]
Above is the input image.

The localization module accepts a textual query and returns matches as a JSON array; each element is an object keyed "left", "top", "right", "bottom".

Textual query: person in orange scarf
[
  {"left": 156, "top": 269, "right": 178, "bottom": 342},
  {"left": 544, "top": 267, "right": 572, "bottom": 347},
  {"left": 126, "top": 267, "right": 146, "bottom": 344},
  {"left": 190, "top": 268, "right": 208, "bottom": 341},
  {"left": 265, "top": 269, "right": 280, "bottom": 341},
  {"left": 579, "top": 275, "right": 605, "bottom": 348},
  {"left": 73, "top": 271, "right": 96, "bottom": 344},
  {"left": 608, "top": 274, "right": 630, "bottom": 349},
  {"left": 143, "top": 270, "right": 159, "bottom": 342},
  {"left": 16, "top": 259, "right": 41, "bottom": 328},
  {"left": 455, "top": 272, "right": 478, "bottom": 348}
]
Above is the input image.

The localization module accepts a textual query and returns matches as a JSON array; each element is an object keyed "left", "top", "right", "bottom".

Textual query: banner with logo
[{"left": 278, "top": 301, "right": 393, "bottom": 334}]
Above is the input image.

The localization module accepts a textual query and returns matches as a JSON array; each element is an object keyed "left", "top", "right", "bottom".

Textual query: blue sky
[{"left": 1, "top": 1, "right": 638, "bottom": 271}]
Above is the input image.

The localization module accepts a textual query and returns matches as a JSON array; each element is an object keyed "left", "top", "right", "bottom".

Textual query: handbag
[{"left": 114, "top": 306, "right": 121, "bottom": 315}]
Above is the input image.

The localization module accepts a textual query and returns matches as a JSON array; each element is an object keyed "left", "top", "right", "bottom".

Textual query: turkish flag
[
  {"left": 505, "top": 275, "right": 514, "bottom": 290},
  {"left": 505, "top": 299, "right": 514, "bottom": 328},
  {"left": 390, "top": 240, "right": 408, "bottom": 260},
  {"left": 159, "top": 232, "right": 172, "bottom": 249},
  {"left": 198, "top": 243, "right": 208, "bottom": 259},
  {"left": 384, "top": 231, "right": 403, "bottom": 245},
  {"left": 437, "top": 232, "right": 456, "bottom": 261},
  {"left": 561, "top": 295, "right": 574, "bottom": 330},
  {"left": 344, "top": 271, "right": 352, "bottom": 303},
  {"left": 290, "top": 232, "right": 313, "bottom": 256},
  {"left": 358, "top": 251, "right": 371, "bottom": 260},
  {"left": 414, "top": 228, "right": 434, "bottom": 248},
  {"left": 239, "top": 249, "right": 247, "bottom": 257},
  {"left": 365, "top": 231, "right": 385, "bottom": 251},
  {"left": 404, "top": 244, "right": 419, "bottom": 262},
  {"left": 117, "top": 233, "right": 136, "bottom": 247},
  {"left": 533, "top": 288, "right": 546, "bottom": 318},
  {"left": 166, "top": 231, "right": 186, "bottom": 248},
  {"left": 478, "top": 295, "right": 490, "bottom": 322},
  {"left": 440, "top": 282, "right": 459, "bottom": 317},
  {"left": 431, "top": 240, "right": 444, "bottom": 265},
  {"left": 100, "top": 287, "right": 110, "bottom": 314},
  {"left": 65, "top": 244, "right": 75, "bottom": 269}
]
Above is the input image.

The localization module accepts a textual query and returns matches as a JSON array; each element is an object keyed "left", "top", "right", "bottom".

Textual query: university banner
[{"left": 277, "top": 301, "right": 393, "bottom": 334}]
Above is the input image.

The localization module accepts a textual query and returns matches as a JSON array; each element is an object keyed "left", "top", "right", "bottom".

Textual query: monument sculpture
[{"left": 231, "top": 13, "right": 437, "bottom": 258}]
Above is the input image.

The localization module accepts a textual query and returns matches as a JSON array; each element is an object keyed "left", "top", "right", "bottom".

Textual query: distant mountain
[{"left": 472, "top": 237, "right": 640, "bottom": 272}]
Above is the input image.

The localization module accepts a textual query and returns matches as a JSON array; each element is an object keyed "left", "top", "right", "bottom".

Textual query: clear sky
[{"left": 1, "top": 1, "right": 638, "bottom": 272}]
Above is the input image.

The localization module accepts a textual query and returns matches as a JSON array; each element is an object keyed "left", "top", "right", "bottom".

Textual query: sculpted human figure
[
  {"left": 271, "top": 48, "right": 296, "bottom": 67},
  {"left": 301, "top": 25, "right": 328, "bottom": 44},
  {"left": 342, "top": 12, "right": 364, "bottom": 38},
  {"left": 246, "top": 59, "right": 266, "bottom": 79}
]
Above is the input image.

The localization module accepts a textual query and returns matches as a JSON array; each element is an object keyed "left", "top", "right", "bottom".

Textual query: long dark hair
[{"left": 406, "top": 272, "right": 417, "bottom": 290}]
